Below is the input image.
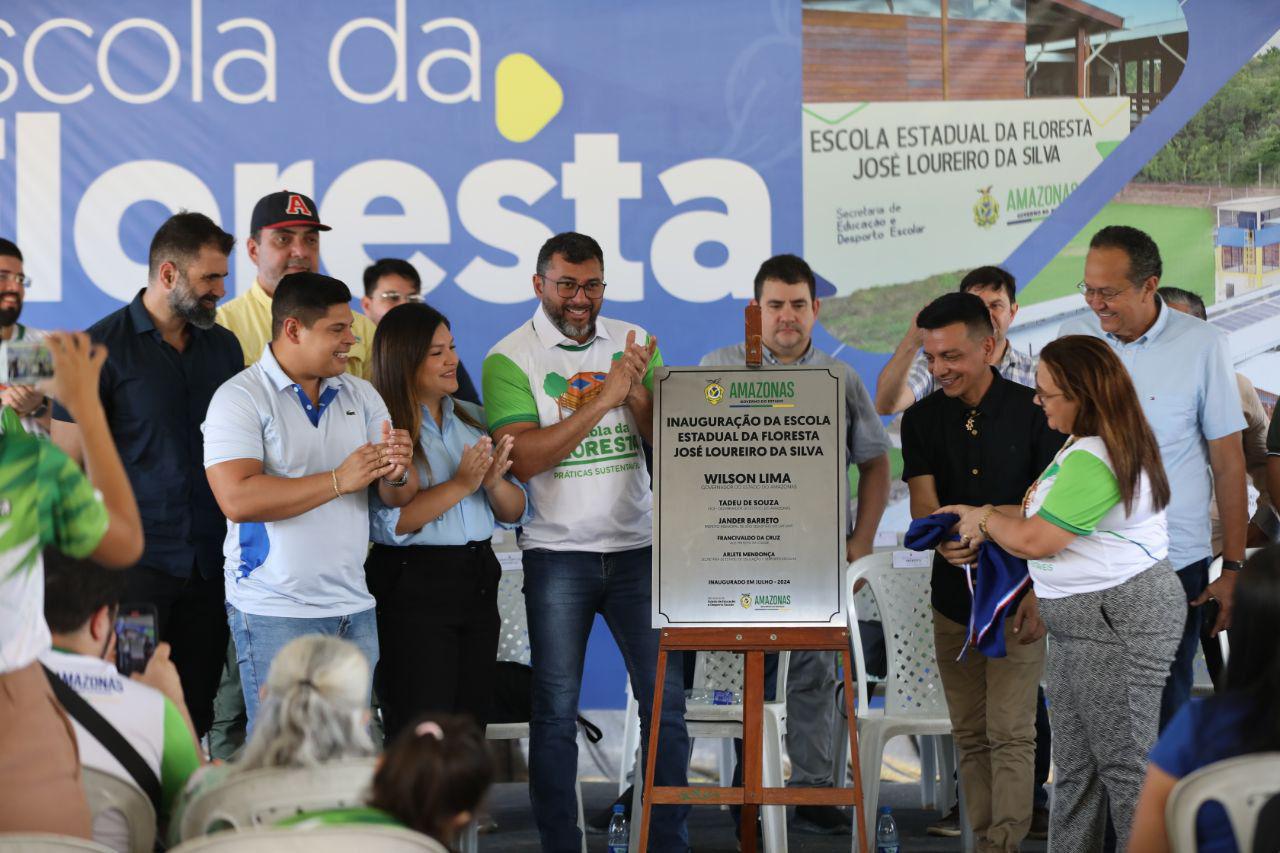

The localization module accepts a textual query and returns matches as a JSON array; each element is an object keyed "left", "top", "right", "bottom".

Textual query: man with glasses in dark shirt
[
  {"left": 51, "top": 211, "right": 243, "bottom": 739},
  {"left": 899, "top": 292, "right": 1063, "bottom": 853}
]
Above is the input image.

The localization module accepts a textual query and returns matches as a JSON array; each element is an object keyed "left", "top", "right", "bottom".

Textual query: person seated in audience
[
  {"left": 41, "top": 548, "right": 204, "bottom": 851},
  {"left": 168, "top": 634, "right": 377, "bottom": 843},
  {"left": 280, "top": 714, "right": 493, "bottom": 851},
  {"left": 1128, "top": 545, "right": 1280, "bottom": 853}
]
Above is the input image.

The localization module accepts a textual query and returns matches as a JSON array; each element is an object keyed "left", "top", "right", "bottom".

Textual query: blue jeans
[
  {"left": 226, "top": 603, "right": 379, "bottom": 733},
  {"left": 523, "top": 547, "right": 690, "bottom": 853},
  {"left": 1159, "top": 558, "right": 1208, "bottom": 731}
]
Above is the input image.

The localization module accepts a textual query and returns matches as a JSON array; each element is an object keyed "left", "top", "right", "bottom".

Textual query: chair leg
[
  {"left": 576, "top": 778, "right": 587, "bottom": 853},
  {"left": 630, "top": 745, "right": 643, "bottom": 851},
  {"left": 858, "top": 724, "right": 887, "bottom": 824},
  {"left": 719, "top": 737, "right": 735, "bottom": 790},
  {"left": 620, "top": 692, "right": 641, "bottom": 795},
  {"left": 939, "top": 734, "right": 958, "bottom": 815},
  {"left": 761, "top": 712, "right": 788, "bottom": 853},
  {"left": 919, "top": 736, "right": 937, "bottom": 811},
  {"left": 459, "top": 818, "right": 479, "bottom": 853}
]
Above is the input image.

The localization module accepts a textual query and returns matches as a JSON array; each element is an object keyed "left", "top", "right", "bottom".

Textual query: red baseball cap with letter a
[{"left": 250, "top": 190, "right": 332, "bottom": 233}]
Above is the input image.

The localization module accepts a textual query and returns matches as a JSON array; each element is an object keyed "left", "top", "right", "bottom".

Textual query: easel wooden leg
[
  {"left": 840, "top": 647, "right": 869, "bottom": 852},
  {"left": 637, "top": 644, "right": 669, "bottom": 853}
]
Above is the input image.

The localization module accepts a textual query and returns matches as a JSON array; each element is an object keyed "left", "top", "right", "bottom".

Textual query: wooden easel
[{"left": 635, "top": 626, "right": 869, "bottom": 853}]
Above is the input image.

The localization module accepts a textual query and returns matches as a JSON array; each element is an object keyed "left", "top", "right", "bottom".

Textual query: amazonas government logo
[
  {"left": 705, "top": 380, "right": 725, "bottom": 406},
  {"left": 739, "top": 594, "right": 752, "bottom": 609}
]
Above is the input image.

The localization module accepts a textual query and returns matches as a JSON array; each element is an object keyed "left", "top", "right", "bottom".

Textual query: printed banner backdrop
[
  {"left": 803, "top": 97, "right": 1130, "bottom": 293},
  {"left": 4, "top": 0, "right": 1280, "bottom": 709},
  {"left": 0, "top": 0, "right": 803, "bottom": 376}
]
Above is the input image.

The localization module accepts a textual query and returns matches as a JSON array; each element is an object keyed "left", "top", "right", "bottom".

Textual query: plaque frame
[{"left": 651, "top": 364, "right": 848, "bottom": 627}]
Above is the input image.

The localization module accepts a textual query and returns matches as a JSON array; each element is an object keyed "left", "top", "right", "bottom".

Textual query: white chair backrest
[
  {"left": 847, "top": 552, "right": 949, "bottom": 719},
  {"left": 80, "top": 766, "right": 156, "bottom": 853},
  {"left": 1165, "top": 751, "right": 1280, "bottom": 853},
  {"left": 169, "top": 826, "right": 442, "bottom": 852},
  {"left": 495, "top": 567, "right": 530, "bottom": 665},
  {"left": 176, "top": 759, "right": 377, "bottom": 842},
  {"left": 0, "top": 836, "right": 116, "bottom": 852},
  {"left": 690, "top": 649, "right": 790, "bottom": 703}
]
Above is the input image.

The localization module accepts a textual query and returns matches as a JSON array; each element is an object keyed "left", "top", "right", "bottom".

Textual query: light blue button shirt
[
  {"left": 370, "top": 397, "right": 532, "bottom": 546},
  {"left": 1058, "top": 298, "right": 1245, "bottom": 568}
]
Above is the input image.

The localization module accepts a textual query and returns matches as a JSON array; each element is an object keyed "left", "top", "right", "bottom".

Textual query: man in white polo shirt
[
  {"left": 202, "top": 272, "right": 416, "bottom": 730},
  {"left": 483, "top": 232, "right": 689, "bottom": 853}
]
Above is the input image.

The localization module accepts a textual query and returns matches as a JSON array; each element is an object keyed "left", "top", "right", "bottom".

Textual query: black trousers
[
  {"left": 365, "top": 541, "right": 501, "bottom": 740},
  {"left": 122, "top": 564, "right": 227, "bottom": 737}
]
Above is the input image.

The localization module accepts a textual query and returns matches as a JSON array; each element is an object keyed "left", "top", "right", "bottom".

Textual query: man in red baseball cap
[{"left": 216, "top": 191, "right": 376, "bottom": 379}]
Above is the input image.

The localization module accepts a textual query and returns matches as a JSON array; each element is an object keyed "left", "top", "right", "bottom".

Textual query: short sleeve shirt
[
  {"left": 906, "top": 339, "right": 1037, "bottom": 401},
  {"left": 482, "top": 308, "right": 659, "bottom": 553},
  {"left": 0, "top": 406, "right": 109, "bottom": 673},
  {"left": 52, "top": 291, "right": 245, "bottom": 579},
  {"left": 202, "top": 344, "right": 388, "bottom": 617},
  {"left": 1149, "top": 697, "right": 1250, "bottom": 853},
  {"left": 41, "top": 649, "right": 201, "bottom": 838},
  {"left": 217, "top": 280, "right": 377, "bottom": 380},
  {"left": 1023, "top": 436, "right": 1168, "bottom": 598},
  {"left": 900, "top": 370, "right": 1065, "bottom": 623},
  {"left": 369, "top": 397, "right": 532, "bottom": 546},
  {"left": 1059, "top": 299, "right": 1245, "bottom": 568}
]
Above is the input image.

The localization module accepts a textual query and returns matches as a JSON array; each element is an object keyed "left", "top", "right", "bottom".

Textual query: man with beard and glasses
[
  {"left": 51, "top": 211, "right": 244, "bottom": 740},
  {"left": 0, "top": 238, "right": 52, "bottom": 437},
  {"left": 218, "top": 190, "right": 377, "bottom": 379},
  {"left": 482, "top": 231, "right": 690, "bottom": 853}
]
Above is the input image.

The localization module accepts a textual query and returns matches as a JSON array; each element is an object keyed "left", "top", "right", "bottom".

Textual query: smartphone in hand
[
  {"left": 114, "top": 604, "right": 158, "bottom": 677},
  {"left": 4, "top": 340, "right": 54, "bottom": 384}
]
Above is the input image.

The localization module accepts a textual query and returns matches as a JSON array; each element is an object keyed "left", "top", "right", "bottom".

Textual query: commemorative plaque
[{"left": 652, "top": 365, "right": 847, "bottom": 626}]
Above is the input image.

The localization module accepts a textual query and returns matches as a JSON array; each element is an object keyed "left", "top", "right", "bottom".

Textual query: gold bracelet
[
  {"left": 978, "top": 505, "right": 995, "bottom": 537},
  {"left": 331, "top": 469, "right": 342, "bottom": 499}
]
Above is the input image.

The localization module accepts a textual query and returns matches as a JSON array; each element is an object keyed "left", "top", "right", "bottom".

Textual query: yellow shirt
[{"left": 216, "top": 280, "right": 376, "bottom": 380}]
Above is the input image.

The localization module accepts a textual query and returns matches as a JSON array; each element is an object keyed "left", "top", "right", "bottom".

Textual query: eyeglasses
[
  {"left": 1076, "top": 281, "right": 1132, "bottom": 301},
  {"left": 1033, "top": 389, "right": 1066, "bottom": 405},
  {"left": 539, "top": 275, "right": 606, "bottom": 299},
  {"left": 374, "top": 292, "right": 424, "bottom": 305},
  {"left": 0, "top": 271, "right": 31, "bottom": 288}
]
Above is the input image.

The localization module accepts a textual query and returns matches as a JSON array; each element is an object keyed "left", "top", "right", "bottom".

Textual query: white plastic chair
[
  {"left": 80, "top": 766, "right": 156, "bottom": 853},
  {"left": 168, "top": 825, "right": 441, "bottom": 852},
  {"left": 175, "top": 759, "right": 378, "bottom": 841},
  {"left": 1165, "top": 752, "right": 1280, "bottom": 853},
  {"left": 0, "top": 836, "right": 115, "bottom": 852},
  {"left": 842, "top": 552, "right": 954, "bottom": 821},
  {"left": 460, "top": 564, "right": 587, "bottom": 853}
]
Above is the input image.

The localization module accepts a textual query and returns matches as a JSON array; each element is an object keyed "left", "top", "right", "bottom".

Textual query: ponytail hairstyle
[
  {"left": 369, "top": 714, "right": 493, "bottom": 844},
  {"left": 1038, "top": 335, "right": 1170, "bottom": 514},
  {"left": 235, "top": 635, "right": 375, "bottom": 772},
  {"left": 370, "top": 301, "right": 485, "bottom": 481}
]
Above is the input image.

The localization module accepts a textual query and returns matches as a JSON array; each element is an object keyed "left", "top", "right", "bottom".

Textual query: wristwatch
[
  {"left": 1221, "top": 559, "right": 1244, "bottom": 573},
  {"left": 30, "top": 396, "right": 49, "bottom": 418}
]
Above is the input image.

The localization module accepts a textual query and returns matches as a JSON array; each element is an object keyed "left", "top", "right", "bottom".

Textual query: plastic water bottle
[
  {"left": 875, "top": 806, "right": 900, "bottom": 853},
  {"left": 607, "top": 803, "right": 628, "bottom": 853}
]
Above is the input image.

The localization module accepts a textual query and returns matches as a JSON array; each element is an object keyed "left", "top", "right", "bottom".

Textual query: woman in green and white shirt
[{"left": 941, "top": 334, "right": 1185, "bottom": 853}]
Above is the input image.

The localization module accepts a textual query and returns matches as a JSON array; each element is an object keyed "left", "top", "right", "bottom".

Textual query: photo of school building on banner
[{"left": 802, "top": 96, "right": 1130, "bottom": 295}]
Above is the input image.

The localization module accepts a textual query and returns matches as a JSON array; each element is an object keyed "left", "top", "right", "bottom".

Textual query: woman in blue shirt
[
  {"left": 366, "top": 303, "right": 530, "bottom": 738},
  {"left": 1128, "top": 545, "right": 1280, "bottom": 852}
]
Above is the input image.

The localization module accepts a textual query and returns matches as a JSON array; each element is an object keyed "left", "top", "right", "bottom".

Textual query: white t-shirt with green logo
[
  {"left": 482, "top": 308, "right": 660, "bottom": 553},
  {"left": 1023, "top": 435, "right": 1168, "bottom": 599}
]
